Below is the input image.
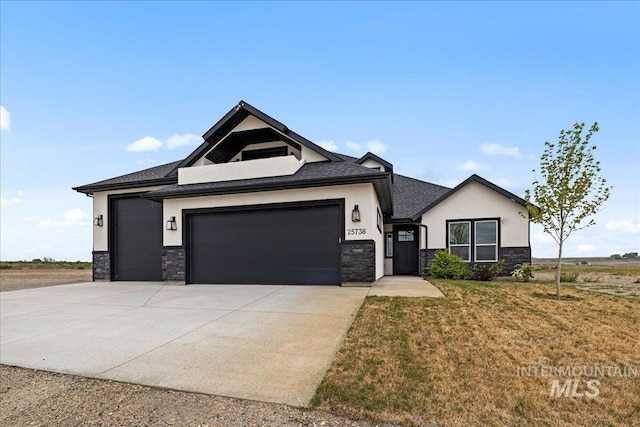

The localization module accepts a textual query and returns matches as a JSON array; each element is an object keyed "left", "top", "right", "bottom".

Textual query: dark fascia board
[
  {"left": 356, "top": 151, "right": 394, "bottom": 183},
  {"left": 356, "top": 152, "right": 393, "bottom": 171},
  {"left": 410, "top": 174, "right": 529, "bottom": 221},
  {"left": 169, "top": 101, "right": 343, "bottom": 176},
  {"left": 145, "top": 173, "right": 394, "bottom": 215},
  {"left": 72, "top": 177, "right": 178, "bottom": 195}
]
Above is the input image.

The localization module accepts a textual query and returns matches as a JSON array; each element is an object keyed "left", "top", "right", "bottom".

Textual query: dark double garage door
[{"left": 187, "top": 204, "right": 342, "bottom": 285}]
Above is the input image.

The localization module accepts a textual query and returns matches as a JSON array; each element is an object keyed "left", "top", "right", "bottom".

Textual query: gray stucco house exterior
[{"left": 74, "top": 101, "right": 531, "bottom": 285}]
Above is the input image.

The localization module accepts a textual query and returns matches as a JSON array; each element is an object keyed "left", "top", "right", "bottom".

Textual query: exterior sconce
[
  {"left": 166, "top": 216, "right": 177, "bottom": 231},
  {"left": 351, "top": 205, "right": 361, "bottom": 222},
  {"left": 93, "top": 215, "right": 103, "bottom": 227}
]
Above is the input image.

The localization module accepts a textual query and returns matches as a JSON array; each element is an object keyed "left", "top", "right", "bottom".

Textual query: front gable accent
[
  {"left": 169, "top": 101, "right": 343, "bottom": 176},
  {"left": 410, "top": 174, "right": 528, "bottom": 221}
]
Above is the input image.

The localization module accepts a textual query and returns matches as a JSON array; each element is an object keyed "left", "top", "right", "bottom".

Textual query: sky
[{"left": 1, "top": 1, "right": 638, "bottom": 261}]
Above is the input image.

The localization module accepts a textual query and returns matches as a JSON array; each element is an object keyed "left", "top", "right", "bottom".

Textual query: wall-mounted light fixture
[
  {"left": 93, "top": 214, "right": 103, "bottom": 227},
  {"left": 351, "top": 205, "right": 361, "bottom": 222},
  {"left": 166, "top": 216, "right": 177, "bottom": 231}
]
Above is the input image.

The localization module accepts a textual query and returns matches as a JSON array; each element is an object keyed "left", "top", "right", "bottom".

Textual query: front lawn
[{"left": 313, "top": 280, "right": 639, "bottom": 426}]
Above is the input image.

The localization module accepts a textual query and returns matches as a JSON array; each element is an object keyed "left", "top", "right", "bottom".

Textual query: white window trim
[
  {"left": 448, "top": 221, "right": 471, "bottom": 262},
  {"left": 385, "top": 232, "right": 393, "bottom": 258},
  {"left": 474, "top": 220, "right": 498, "bottom": 262}
]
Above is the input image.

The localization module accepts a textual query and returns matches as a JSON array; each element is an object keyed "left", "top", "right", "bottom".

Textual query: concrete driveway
[{"left": 0, "top": 282, "right": 369, "bottom": 407}]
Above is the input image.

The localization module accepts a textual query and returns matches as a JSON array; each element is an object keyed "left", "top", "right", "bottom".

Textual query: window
[
  {"left": 385, "top": 232, "right": 393, "bottom": 257},
  {"left": 448, "top": 219, "right": 499, "bottom": 262},
  {"left": 241, "top": 146, "right": 288, "bottom": 161},
  {"left": 448, "top": 221, "right": 471, "bottom": 261},
  {"left": 398, "top": 230, "right": 415, "bottom": 241},
  {"left": 475, "top": 220, "right": 497, "bottom": 261},
  {"left": 377, "top": 209, "right": 383, "bottom": 233}
]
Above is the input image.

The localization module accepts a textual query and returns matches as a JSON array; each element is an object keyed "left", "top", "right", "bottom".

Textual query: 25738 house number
[{"left": 347, "top": 228, "right": 367, "bottom": 235}]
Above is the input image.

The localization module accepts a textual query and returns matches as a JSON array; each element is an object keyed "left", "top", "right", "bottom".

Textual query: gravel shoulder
[{"left": 0, "top": 365, "right": 400, "bottom": 427}]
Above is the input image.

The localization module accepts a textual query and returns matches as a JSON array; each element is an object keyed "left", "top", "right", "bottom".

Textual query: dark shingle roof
[
  {"left": 146, "top": 161, "right": 388, "bottom": 197},
  {"left": 146, "top": 161, "right": 394, "bottom": 215},
  {"left": 73, "top": 161, "right": 180, "bottom": 193},
  {"left": 390, "top": 174, "right": 450, "bottom": 220}
]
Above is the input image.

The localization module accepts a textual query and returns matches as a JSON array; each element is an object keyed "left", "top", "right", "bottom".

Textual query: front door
[{"left": 394, "top": 225, "right": 419, "bottom": 275}]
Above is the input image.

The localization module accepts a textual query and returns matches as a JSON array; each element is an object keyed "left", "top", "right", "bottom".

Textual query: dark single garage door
[
  {"left": 187, "top": 204, "right": 342, "bottom": 285},
  {"left": 110, "top": 196, "right": 163, "bottom": 281}
]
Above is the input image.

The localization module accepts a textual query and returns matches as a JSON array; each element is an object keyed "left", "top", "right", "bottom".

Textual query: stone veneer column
[
  {"left": 162, "top": 246, "right": 186, "bottom": 283},
  {"left": 499, "top": 247, "right": 532, "bottom": 273},
  {"left": 341, "top": 240, "right": 376, "bottom": 285},
  {"left": 92, "top": 251, "right": 110, "bottom": 281}
]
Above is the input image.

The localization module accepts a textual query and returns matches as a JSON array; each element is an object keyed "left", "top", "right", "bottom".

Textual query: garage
[
  {"left": 110, "top": 196, "right": 163, "bottom": 281},
  {"left": 187, "top": 203, "right": 342, "bottom": 285}
]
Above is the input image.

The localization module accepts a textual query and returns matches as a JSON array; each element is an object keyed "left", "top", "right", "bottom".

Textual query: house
[{"left": 73, "top": 101, "right": 531, "bottom": 285}]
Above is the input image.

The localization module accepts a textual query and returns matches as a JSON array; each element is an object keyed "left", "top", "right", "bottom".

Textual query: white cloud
[
  {"left": 38, "top": 209, "right": 90, "bottom": 228},
  {"left": 125, "top": 136, "right": 163, "bottom": 152},
  {"left": 345, "top": 141, "right": 361, "bottom": 151},
  {"left": 0, "top": 105, "right": 11, "bottom": 132},
  {"left": 1, "top": 196, "right": 20, "bottom": 205},
  {"left": 458, "top": 160, "right": 487, "bottom": 171},
  {"left": 605, "top": 219, "right": 640, "bottom": 234},
  {"left": 166, "top": 133, "right": 203, "bottom": 149},
  {"left": 480, "top": 142, "right": 524, "bottom": 158},
  {"left": 365, "top": 139, "right": 387, "bottom": 154},
  {"left": 576, "top": 244, "right": 597, "bottom": 253},
  {"left": 317, "top": 140, "right": 339, "bottom": 151},
  {"left": 1, "top": 190, "right": 23, "bottom": 205},
  {"left": 342, "top": 139, "right": 386, "bottom": 154}
]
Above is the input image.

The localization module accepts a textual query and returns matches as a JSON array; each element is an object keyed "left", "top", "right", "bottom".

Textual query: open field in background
[
  {"left": 531, "top": 258, "right": 640, "bottom": 300},
  {"left": 313, "top": 279, "right": 640, "bottom": 426},
  {"left": 0, "top": 262, "right": 91, "bottom": 292}
]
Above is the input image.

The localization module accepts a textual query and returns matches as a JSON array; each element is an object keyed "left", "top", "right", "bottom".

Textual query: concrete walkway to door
[{"left": 368, "top": 276, "right": 444, "bottom": 297}]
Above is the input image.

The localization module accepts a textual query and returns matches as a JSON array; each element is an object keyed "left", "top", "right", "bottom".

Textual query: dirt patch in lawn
[
  {"left": 0, "top": 268, "right": 92, "bottom": 292},
  {"left": 313, "top": 280, "right": 640, "bottom": 426}
]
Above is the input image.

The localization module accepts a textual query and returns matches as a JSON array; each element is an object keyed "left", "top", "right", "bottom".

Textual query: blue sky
[{"left": 1, "top": 1, "right": 638, "bottom": 261}]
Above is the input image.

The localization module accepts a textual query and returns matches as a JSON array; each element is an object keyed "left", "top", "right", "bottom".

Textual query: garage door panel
[
  {"left": 111, "top": 197, "right": 163, "bottom": 281},
  {"left": 188, "top": 205, "right": 341, "bottom": 285}
]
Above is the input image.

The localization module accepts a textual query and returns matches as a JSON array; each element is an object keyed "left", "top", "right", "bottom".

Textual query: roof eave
[
  {"left": 72, "top": 177, "right": 178, "bottom": 195},
  {"left": 145, "top": 173, "right": 393, "bottom": 214}
]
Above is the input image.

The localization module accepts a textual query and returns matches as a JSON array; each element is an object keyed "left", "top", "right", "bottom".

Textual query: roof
[
  {"left": 72, "top": 161, "right": 180, "bottom": 194},
  {"left": 73, "top": 102, "right": 526, "bottom": 222},
  {"left": 409, "top": 174, "right": 529, "bottom": 221},
  {"left": 390, "top": 175, "right": 450, "bottom": 220},
  {"left": 145, "top": 161, "right": 394, "bottom": 215}
]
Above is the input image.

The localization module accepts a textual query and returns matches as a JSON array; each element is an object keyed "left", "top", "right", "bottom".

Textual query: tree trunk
[{"left": 556, "top": 242, "right": 563, "bottom": 299}]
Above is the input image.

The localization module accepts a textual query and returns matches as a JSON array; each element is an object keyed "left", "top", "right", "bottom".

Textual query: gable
[
  {"left": 175, "top": 101, "right": 341, "bottom": 174},
  {"left": 421, "top": 179, "right": 530, "bottom": 248}
]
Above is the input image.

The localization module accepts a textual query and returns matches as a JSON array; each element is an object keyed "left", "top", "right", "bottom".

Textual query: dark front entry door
[
  {"left": 394, "top": 225, "right": 419, "bottom": 275},
  {"left": 110, "top": 196, "right": 163, "bottom": 281},
  {"left": 187, "top": 204, "right": 342, "bottom": 285}
]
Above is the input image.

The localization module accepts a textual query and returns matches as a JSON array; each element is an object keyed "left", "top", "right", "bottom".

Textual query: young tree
[{"left": 525, "top": 122, "right": 611, "bottom": 299}]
